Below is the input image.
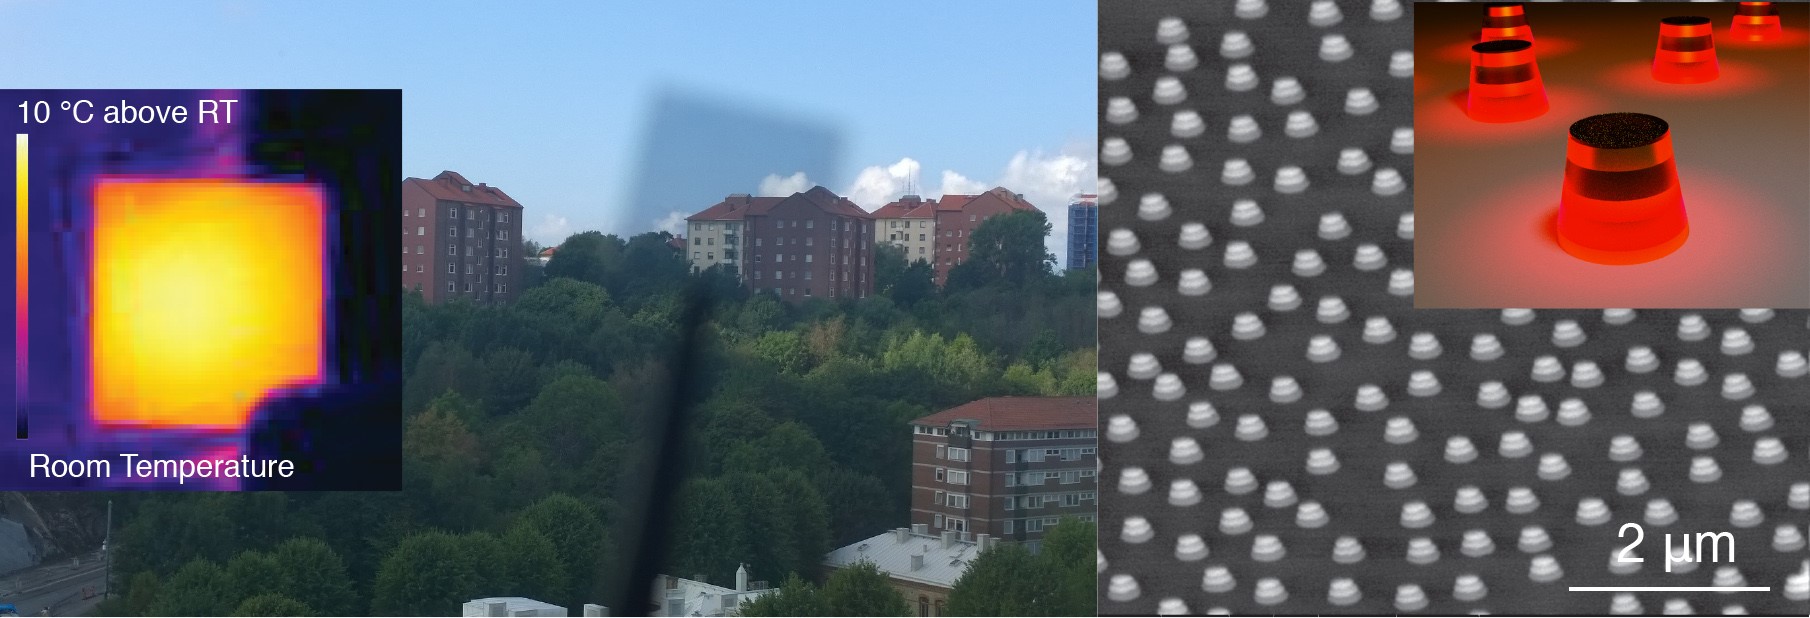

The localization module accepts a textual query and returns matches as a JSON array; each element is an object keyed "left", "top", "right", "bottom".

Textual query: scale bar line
[{"left": 1569, "top": 586, "right": 1771, "bottom": 592}]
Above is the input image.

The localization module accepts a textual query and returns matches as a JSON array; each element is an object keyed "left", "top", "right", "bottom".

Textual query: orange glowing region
[{"left": 91, "top": 180, "right": 324, "bottom": 428}]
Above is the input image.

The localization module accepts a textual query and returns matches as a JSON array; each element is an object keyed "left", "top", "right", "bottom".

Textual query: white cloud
[
  {"left": 938, "top": 170, "right": 988, "bottom": 197},
  {"left": 532, "top": 213, "right": 572, "bottom": 245},
  {"left": 838, "top": 149, "right": 1099, "bottom": 265},
  {"left": 653, "top": 210, "right": 687, "bottom": 236},
  {"left": 758, "top": 171, "right": 812, "bottom": 197},
  {"left": 844, "top": 157, "right": 922, "bottom": 209}
]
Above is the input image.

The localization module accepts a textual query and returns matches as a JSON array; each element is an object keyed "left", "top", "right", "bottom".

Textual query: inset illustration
[
  {"left": 1415, "top": 2, "right": 1809, "bottom": 308},
  {"left": 2, "top": 90, "right": 402, "bottom": 490}
]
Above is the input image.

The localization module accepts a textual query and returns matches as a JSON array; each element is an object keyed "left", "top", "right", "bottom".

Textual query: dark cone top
[
  {"left": 1661, "top": 16, "right": 1711, "bottom": 26},
  {"left": 1569, "top": 113, "right": 1669, "bottom": 150},
  {"left": 1473, "top": 39, "right": 1533, "bottom": 54}
]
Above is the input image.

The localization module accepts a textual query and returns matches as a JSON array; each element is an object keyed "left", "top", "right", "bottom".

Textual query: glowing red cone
[
  {"left": 1731, "top": 2, "right": 1782, "bottom": 43},
  {"left": 1467, "top": 40, "right": 1548, "bottom": 123},
  {"left": 1480, "top": 3, "right": 1534, "bottom": 44},
  {"left": 1557, "top": 113, "right": 1689, "bottom": 265},
  {"left": 1653, "top": 16, "right": 1718, "bottom": 83}
]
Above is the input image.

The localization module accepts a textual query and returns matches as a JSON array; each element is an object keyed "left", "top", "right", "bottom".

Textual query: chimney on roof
[
  {"left": 941, "top": 530, "right": 957, "bottom": 549},
  {"left": 894, "top": 527, "right": 910, "bottom": 543},
  {"left": 976, "top": 533, "right": 990, "bottom": 549},
  {"left": 486, "top": 601, "right": 507, "bottom": 617},
  {"left": 909, "top": 551, "right": 925, "bottom": 571},
  {"left": 912, "top": 523, "right": 928, "bottom": 535},
  {"left": 583, "top": 604, "right": 608, "bottom": 617},
  {"left": 736, "top": 563, "right": 749, "bottom": 592}
]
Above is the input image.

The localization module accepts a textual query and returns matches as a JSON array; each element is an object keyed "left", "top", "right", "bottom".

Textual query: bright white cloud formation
[
  {"left": 938, "top": 170, "right": 988, "bottom": 197},
  {"left": 758, "top": 172, "right": 813, "bottom": 197},
  {"left": 843, "top": 158, "right": 924, "bottom": 210},
  {"left": 653, "top": 210, "right": 687, "bottom": 236},
  {"left": 532, "top": 213, "right": 572, "bottom": 245}
]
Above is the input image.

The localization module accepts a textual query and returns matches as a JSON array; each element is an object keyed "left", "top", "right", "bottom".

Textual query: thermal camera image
[
  {"left": 1413, "top": 3, "right": 1810, "bottom": 308},
  {"left": 2, "top": 90, "right": 401, "bottom": 491}
]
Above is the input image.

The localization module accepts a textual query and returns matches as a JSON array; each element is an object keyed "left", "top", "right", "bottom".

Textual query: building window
[
  {"left": 707, "top": 252, "right": 714, "bottom": 260},
  {"left": 498, "top": 230, "right": 508, "bottom": 240},
  {"left": 693, "top": 223, "right": 702, "bottom": 232},
  {"left": 447, "top": 263, "right": 455, "bottom": 274},
  {"left": 402, "top": 264, "right": 408, "bottom": 272},
  {"left": 946, "top": 518, "right": 966, "bottom": 532},
  {"left": 418, "top": 208, "right": 426, "bottom": 217},
  {"left": 1026, "top": 519, "right": 1044, "bottom": 533},
  {"left": 947, "top": 447, "right": 970, "bottom": 462},
  {"left": 918, "top": 246, "right": 925, "bottom": 255},
  {"left": 1063, "top": 493, "right": 1081, "bottom": 507},
  {"left": 774, "top": 271, "right": 782, "bottom": 280},
  {"left": 500, "top": 213, "right": 509, "bottom": 223},
  {"left": 933, "top": 513, "right": 943, "bottom": 529},
  {"left": 806, "top": 220, "right": 814, "bottom": 229},
  {"left": 754, "top": 271, "right": 761, "bottom": 280},
  {"left": 934, "top": 600, "right": 946, "bottom": 617},
  {"left": 497, "top": 283, "right": 507, "bottom": 293},
  {"left": 464, "top": 282, "right": 472, "bottom": 292},
  {"left": 447, "top": 244, "right": 455, "bottom": 256},
  {"left": 447, "top": 282, "right": 455, "bottom": 292},
  {"left": 1005, "top": 495, "right": 1015, "bottom": 509},
  {"left": 416, "top": 226, "right": 425, "bottom": 236},
  {"left": 1004, "top": 520, "right": 1014, "bottom": 533},
  {"left": 970, "top": 214, "right": 977, "bottom": 222},
  {"left": 947, "top": 470, "right": 969, "bottom": 485},
  {"left": 693, "top": 251, "right": 701, "bottom": 260},
  {"left": 920, "top": 597, "right": 930, "bottom": 617},
  {"left": 935, "top": 445, "right": 946, "bottom": 459},
  {"left": 1006, "top": 449, "right": 1016, "bottom": 464},
  {"left": 467, "top": 228, "right": 475, "bottom": 238},
  {"left": 919, "top": 233, "right": 926, "bottom": 241},
  {"left": 804, "top": 271, "right": 812, "bottom": 280}
]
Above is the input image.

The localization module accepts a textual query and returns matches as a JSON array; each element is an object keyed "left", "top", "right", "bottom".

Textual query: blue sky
[{"left": 0, "top": 0, "right": 1098, "bottom": 255}]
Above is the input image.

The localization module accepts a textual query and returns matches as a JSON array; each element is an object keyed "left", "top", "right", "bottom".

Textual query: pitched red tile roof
[
  {"left": 539, "top": 247, "right": 557, "bottom": 257},
  {"left": 902, "top": 203, "right": 937, "bottom": 218},
  {"left": 872, "top": 196, "right": 932, "bottom": 219},
  {"left": 403, "top": 170, "right": 523, "bottom": 208},
  {"left": 689, "top": 195, "right": 784, "bottom": 221},
  {"left": 910, "top": 396, "right": 1097, "bottom": 431},
  {"left": 936, "top": 194, "right": 976, "bottom": 211}
]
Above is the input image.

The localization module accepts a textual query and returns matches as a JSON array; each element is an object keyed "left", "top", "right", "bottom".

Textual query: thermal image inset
[
  {"left": 2, "top": 89, "right": 402, "bottom": 491},
  {"left": 91, "top": 179, "right": 325, "bottom": 429}
]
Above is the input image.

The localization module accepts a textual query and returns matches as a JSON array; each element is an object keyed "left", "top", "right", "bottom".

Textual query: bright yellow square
[{"left": 91, "top": 179, "right": 325, "bottom": 428}]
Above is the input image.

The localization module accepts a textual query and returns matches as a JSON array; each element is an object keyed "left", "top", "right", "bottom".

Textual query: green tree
[
  {"left": 721, "top": 422, "right": 830, "bottom": 475},
  {"left": 873, "top": 243, "right": 934, "bottom": 307},
  {"left": 482, "top": 346, "right": 541, "bottom": 416},
  {"left": 739, "top": 574, "right": 827, "bottom": 617},
  {"left": 224, "top": 550, "right": 286, "bottom": 604},
  {"left": 500, "top": 522, "right": 569, "bottom": 604},
  {"left": 403, "top": 399, "right": 492, "bottom": 530},
  {"left": 124, "top": 570, "right": 160, "bottom": 616},
  {"left": 767, "top": 470, "right": 832, "bottom": 579},
  {"left": 515, "top": 494, "right": 607, "bottom": 608},
  {"left": 542, "top": 231, "right": 626, "bottom": 288},
  {"left": 371, "top": 531, "right": 484, "bottom": 616},
  {"left": 821, "top": 561, "right": 910, "bottom": 616},
  {"left": 509, "top": 374, "right": 625, "bottom": 485},
  {"left": 270, "top": 537, "right": 358, "bottom": 617},
  {"left": 813, "top": 466, "right": 896, "bottom": 545},
  {"left": 945, "top": 210, "right": 1054, "bottom": 289},
  {"left": 232, "top": 593, "right": 314, "bottom": 617},
  {"left": 945, "top": 544, "right": 1045, "bottom": 615},
  {"left": 403, "top": 342, "right": 483, "bottom": 415},
  {"left": 667, "top": 478, "right": 748, "bottom": 586},
  {"left": 1037, "top": 518, "right": 1098, "bottom": 616},
  {"left": 114, "top": 497, "right": 239, "bottom": 577},
  {"left": 751, "top": 331, "right": 812, "bottom": 374},
  {"left": 148, "top": 558, "right": 234, "bottom": 617}
]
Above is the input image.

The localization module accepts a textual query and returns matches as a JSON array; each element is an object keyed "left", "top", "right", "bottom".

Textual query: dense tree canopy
[
  {"left": 97, "top": 215, "right": 1093, "bottom": 617},
  {"left": 946, "top": 518, "right": 1097, "bottom": 616}
]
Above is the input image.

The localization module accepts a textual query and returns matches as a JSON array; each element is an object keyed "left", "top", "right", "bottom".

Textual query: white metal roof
[{"left": 822, "top": 529, "right": 984, "bottom": 590}]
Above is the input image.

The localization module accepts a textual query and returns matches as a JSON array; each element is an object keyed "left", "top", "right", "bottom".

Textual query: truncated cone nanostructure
[
  {"left": 1467, "top": 40, "right": 1548, "bottom": 123},
  {"left": 1557, "top": 113, "right": 1689, "bottom": 265},
  {"left": 1653, "top": 16, "right": 1719, "bottom": 83},
  {"left": 1731, "top": 2, "right": 1782, "bottom": 42},
  {"left": 1480, "top": 3, "right": 1534, "bottom": 44}
]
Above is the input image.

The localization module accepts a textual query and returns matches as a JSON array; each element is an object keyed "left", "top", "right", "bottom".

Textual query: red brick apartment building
[
  {"left": 401, "top": 171, "right": 524, "bottom": 304},
  {"left": 685, "top": 186, "right": 876, "bottom": 303},
  {"left": 872, "top": 187, "right": 1040, "bottom": 286},
  {"left": 909, "top": 397, "right": 1098, "bottom": 547}
]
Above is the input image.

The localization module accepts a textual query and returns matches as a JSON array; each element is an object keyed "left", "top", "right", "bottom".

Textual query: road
[{"left": 0, "top": 551, "right": 107, "bottom": 616}]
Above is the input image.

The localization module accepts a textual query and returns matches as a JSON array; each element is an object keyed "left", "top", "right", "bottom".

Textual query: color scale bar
[
  {"left": 14, "top": 133, "right": 25, "bottom": 439},
  {"left": 1569, "top": 587, "right": 1771, "bottom": 592}
]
